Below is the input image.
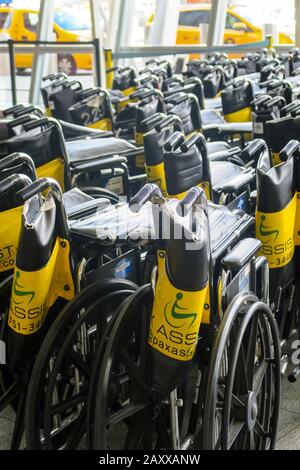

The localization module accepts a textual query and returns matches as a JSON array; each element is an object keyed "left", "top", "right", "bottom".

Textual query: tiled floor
[{"left": 0, "top": 375, "right": 300, "bottom": 450}]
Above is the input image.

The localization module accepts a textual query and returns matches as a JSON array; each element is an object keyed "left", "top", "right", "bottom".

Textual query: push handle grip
[
  {"left": 241, "top": 139, "right": 268, "bottom": 161},
  {"left": 63, "top": 80, "right": 81, "bottom": 89},
  {"left": 16, "top": 177, "right": 62, "bottom": 203},
  {"left": 265, "top": 96, "right": 286, "bottom": 109},
  {"left": 163, "top": 76, "right": 183, "bottom": 87},
  {"left": 165, "top": 92, "right": 187, "bottom": 105},
  {"left": 180, "top": 133, "right": 205, "bottom": 153},
  {"left": 129, "top": 88, "right": 149, "bottom": 100},
  {"left": 177, "top": 187, "right": 207, "bottom": 216},
  {"left": 164, "top": 131, "right": 185, "bottom": 152},
  {"left": 251, "top": 94, "right": 272, "bottom": 108},
  {"left": 141, "top": 113, "right": 165, "bottom": 132},
  {"left": 42, "top": 72, "right": 68, "bottom": 82},
  {"left": 279, "top": 140, "right": 300, "bottom": 162},
  {"left": 14, "top": 105, "right": 44, "bottom": 118},
  {"left": 129, "top": 183, "right": 162, "bottom": 212},
  {"left": 79, "top": 87, "right": 102, "bottom": 99},
  {"left": 0, "top": 174, "right": 32, "bottom": 196},
  {"left": 7, "top": 114, "right": 34, "bottom": 128},
  {"left": 155, "top": 115, "right": 182, "bottom": 132},
  {"left": 281, "top": 100, "right": 300, "bottom": 116},
  {"left": 23, "top": 117, "right": 51, "bottom": 131},
  {"left": 2, "top": 104, "right": 24, "bottom": 117}
]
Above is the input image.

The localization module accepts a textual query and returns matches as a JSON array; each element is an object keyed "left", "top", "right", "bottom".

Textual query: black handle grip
[
  {"left": 163, "top": 76, "right": 183, "bottom": 87},
  {"left": 281, "top": 100, "right": 300, "bottom": 116},
  {"left": 79, "top": 87, "right": 102, "bottom": 99},
  {"left": 63, "top": 80, "right": 82, "bottom": 90},
  {"left": 129, "top": 88, "right": 149, "bottom": 100},
  {"left": 16, "top": 177, "right": 62, "bottom": 203},
  {"left": 23, "top": 117, "right": 51, "bottom": 132},
  {"left": 141, "top": 113, "right": 165, "bottom": 132},
  {"left": 251, "top": 94, "right": 272, "bottom": 108},
  {"left": 7, "top": 114, "right": 34, "bottom": 128},
  {"left": 180, "top": 133, "right": 205, "bottom": 153},
  {"left": 177, "top": 187, "right": 207, "bottom": 216},
  {"left": 265, "top": 96, "right": 286, "bottom": 109},
  {"left": 129, "top": 183, "right": 162, "bottom": 212},
  {"left": 42, "top": 72, "right": 68, "bottom": 82},
  {"left": 2, "top": 104, "right": 24, "bottom": 117},
  {"left": 164, "top": 131, "right": 185, "bottom": 152},
  {"left": 279, "top": 140, "right": 300, "bottom": 162},
  {"left": 0, "top": 174, "right": 32, "bottom": 196},
  {"left": 241, "top": 139, "right": 268, "bottom": 161},
  {"left": 155, "top": 115, "right": 181, "bottom": 132},
  {"left": 165, "top": 92, "right": 187, "bottom": 105}
]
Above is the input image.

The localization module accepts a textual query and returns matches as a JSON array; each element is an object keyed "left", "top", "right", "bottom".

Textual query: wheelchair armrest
[
  {"left": 221, "top": 170, "right": 254, "bottom": 193},
  {"left": 72, "top": 155, "right": 127, "bottom": 172},
  {"left": 215, "top": 122, "right": 252, "bottom": 135},
  {"left": 222, "top": 238, "right": 261, "bottom": 271}
]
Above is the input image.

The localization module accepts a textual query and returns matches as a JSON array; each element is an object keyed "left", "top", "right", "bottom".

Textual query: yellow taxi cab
[
  {"left": 0, "top": 7, "right": 92, "bottom": 74},
  {"left": 147, "top": 4, "right": 293, "bottom": 47}
]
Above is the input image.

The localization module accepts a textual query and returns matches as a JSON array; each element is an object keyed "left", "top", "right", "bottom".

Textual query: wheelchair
[
  {"left": 0, "top": 175, "right": 150, "bottom": 449},
  {"left": 255, "top": 138, "right": 300, "bottom": 382},
  {"left": 0, "top": 115, "right": 143, "bottom": 197},
  {"left": 83, "top": 183, "right": 280, "bottom": 450}
]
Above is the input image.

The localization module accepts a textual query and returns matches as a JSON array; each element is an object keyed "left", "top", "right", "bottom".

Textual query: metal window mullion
[{"left": 29, "top": 0, "right": 55, "bottom": 104}]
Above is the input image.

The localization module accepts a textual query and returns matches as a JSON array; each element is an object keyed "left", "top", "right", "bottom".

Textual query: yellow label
[
  {"left": 87, "top": 118, "right": 113, "bottom": 131},
  {"left": 272, "top": 152, "right": 282, "bottom": 166},
  {"left": 135, "top": 131, "right": 144, "bottom": 147},
  {"left": 146, "top": 162, "right": 167, "bottom": 194},
  {"left": 37, "top": 158, "right": 65, "bottom": 192},
  {"left": 295, "top": 192, "right": 300, "bottom": 246},
  {"left": 136, "top": 154, "right": 145, "bottom": 169},
  {"left": 148, "top": 251, "right": 207, "bottom": 361},
  {"left": 0, "top": 205, "right": 22, "bottom": 273},
  {"left": 8, "top": 238, "right": 75, "bottom": 335},
  {"left": 224, "top": 106, "right": 252, "bottom": 123},
  {"left": 256, "top": 194, "right": 296, "bottom": 269},
  {"left": 45, "top": 107, "right": 52, "bottom": 117}
]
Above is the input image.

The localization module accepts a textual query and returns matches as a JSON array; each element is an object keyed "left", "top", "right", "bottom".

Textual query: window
[
  {"left": 0, "top": 12, "right": 11, "bottom": 29},
  {"left": 24, "top": 12, "right": 39, "bottom": 33},
  {"left": 54, "top": 12, "right": 89, "bottom": 31},
  {"left": 179, "top": 10, "right": 210, "bottom": 27},
  {"left": 225, "top": 13, "right": 251, "bottom": 31}
]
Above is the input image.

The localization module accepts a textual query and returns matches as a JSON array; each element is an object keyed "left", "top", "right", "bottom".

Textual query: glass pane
[{"left": 225, "top": 0, "right": 295, "bottom": 46}]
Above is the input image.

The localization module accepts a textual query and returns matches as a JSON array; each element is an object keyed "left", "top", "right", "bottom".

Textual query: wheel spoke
[
  {"left": 108, "top": 402, "right": 148, "bottom": 426},
  {"left": 254, "top": 420, "right": 271, "bottom": 439},
  {"left": 119, "top": 346, "right": 147, "bottom": 391},
  {"left": 50, "top": 388, "right": 88, "bottom": 416},
  {"left": 245, "top": 314, "right": 259, "bottom": 389},
  {"left": 66, "top": 349, "right": 91, "bottom": 379},
  {"left": 227, "top": 420, "right": 245, "bottom": 449},
  {"left": 253, "top": 361, "right": 268, "bottom": 394}
]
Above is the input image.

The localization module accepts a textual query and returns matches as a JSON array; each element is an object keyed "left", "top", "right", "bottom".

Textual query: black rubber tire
[
  {"left": 202, "top": 292, "right": 281, "bottom": 450},
  {"left": 25, "top": 278, "right": 137, "bottom": 450}
]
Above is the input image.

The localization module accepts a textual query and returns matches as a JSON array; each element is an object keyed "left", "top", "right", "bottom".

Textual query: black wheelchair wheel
[
  {"left": 25, "top": 279, "right": 137, "bottom": 450},
  {"left": 91, "top": 284, "right": 164, "bottom": 450},
  {"left": 202, "top": 292, "right": 281, "bottom": 450},
  {"left": 90, "top": 284, "right": 203, "bottom": 450},
  {"left": 79, "top": 187, "right": 120, "bottom": 204}
]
